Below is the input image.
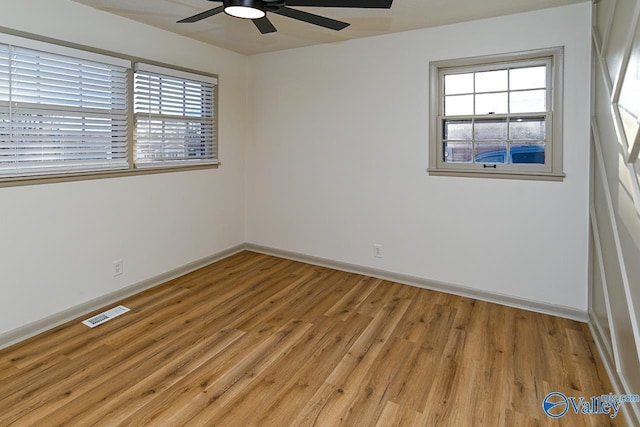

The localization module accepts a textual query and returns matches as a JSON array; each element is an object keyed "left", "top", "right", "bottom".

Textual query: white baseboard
[
  {"left": 0, "top": 244, "right": 245, "bottom": 351},
  {"left": 588, "top": 312, "right": 640, "bottom": 427},
  {"left": 245, "top": 243, "right": 589, "bottom": 322},
  {"left": 0, "top": 242, "right": 589, "bottom": 351}
]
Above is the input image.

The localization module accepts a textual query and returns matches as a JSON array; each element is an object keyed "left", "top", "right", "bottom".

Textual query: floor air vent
[{"left": 82, "top": 305, "right": 130, "bottom": 328}]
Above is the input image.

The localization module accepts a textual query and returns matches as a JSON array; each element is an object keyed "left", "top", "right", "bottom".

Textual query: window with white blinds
[
  {"left": 134, "top": 63, "right": 217, "bottom": 168},
  {"left": 0, "top": 42, "right": 129, "bottom": 178}
]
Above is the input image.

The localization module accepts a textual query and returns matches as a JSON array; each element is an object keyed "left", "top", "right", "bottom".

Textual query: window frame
[
  {"left": 428, "top": 47, "right": 565, "bottom": 181},
  {"left": 0, "top": 29, "right": 219, "bottom": 187}
]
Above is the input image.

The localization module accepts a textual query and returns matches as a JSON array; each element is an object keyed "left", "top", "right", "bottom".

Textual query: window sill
[
  {"left": 427, "top": 168, "right": 565, "bottom": 181},
  {"left": 0, "top": 162, "right": 220, "bottom": 188}
]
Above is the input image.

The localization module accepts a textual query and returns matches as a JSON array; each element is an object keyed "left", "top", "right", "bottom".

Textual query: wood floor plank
[
  {"left": 165, "top": 320, "right": 314, "bottom": 426},
  {"left": 0, "top": 358, "right": 19, "bottom": 381},
  {"left": 25, "top": 331, "right": 221, "bottom": 426},
  {"left": 374, "top": 401, "right": 400, "bottom": 427},
  {"left": 116, "top": 330, "right": 263, "bottom": 426},
  {"left": 189, "top": 315, "right": 342, "bottom": 426},
  {"left": 420, "top": 327, "right": 468, "bottom": 425},
  {"left": 324, "top": 275, "right": 380, "bottom": 320},
  {"left": 0, "top": 345, "right": 112, "bottom": 425},
  {"left": 386, "top": 303, "right": 457, "bottom": 413},
  {"left": 0, "top": 251, "right": 622, "bottom": 426},
  {"left": 247, "top": 311, "right": 374, "bottom": 427},
  {"left": 66, "top": 328, "right": 246, "bottom": 426},
  {"left": 325, "top": 297, "right": 412, "bottom": 389}
]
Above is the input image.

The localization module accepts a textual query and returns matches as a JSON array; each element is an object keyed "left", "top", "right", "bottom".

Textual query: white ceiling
[{"left": 71, "top": 0, "right": 586, "bottom": 55}]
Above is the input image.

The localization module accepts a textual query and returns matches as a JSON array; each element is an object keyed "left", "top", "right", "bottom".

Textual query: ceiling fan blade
[
  {"left": 283, "top": 0, "right": 393, "bottom": 8},
  {"left": 272, "top": 7, "right": 350, "bottom": 31},
  {"left": 253, "top": 16, "right": 277, "bottom": 34},
  {"left": 177, "top": 5, "right": 224, "bottom": 23}
]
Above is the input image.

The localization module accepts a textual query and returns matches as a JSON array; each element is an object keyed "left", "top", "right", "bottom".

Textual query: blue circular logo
[{"left": 543, "top": 392, "right": 569, "bottom": 418}]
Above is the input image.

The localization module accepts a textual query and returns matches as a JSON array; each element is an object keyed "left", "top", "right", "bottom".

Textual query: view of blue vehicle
[{"left": 474, "top": 145, "right": 545, "bottom": 164}]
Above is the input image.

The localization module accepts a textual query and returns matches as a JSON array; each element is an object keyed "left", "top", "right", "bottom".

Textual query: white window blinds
[
  {"left": 0, "top": 42, "right": 129, "bottom": 178},
  {"left": 133, "top": 63, "right": 217, "bottom": 168}
]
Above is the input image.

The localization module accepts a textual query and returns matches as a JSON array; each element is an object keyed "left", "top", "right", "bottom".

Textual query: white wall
[
  {"left": 0, "top": 0, "right": 248, "bottom": 336},
  {"left": 246, "top": 3, "right": 592, "bottom": 311}
]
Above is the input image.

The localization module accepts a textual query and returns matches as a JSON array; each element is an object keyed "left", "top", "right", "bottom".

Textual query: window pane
[
  {"left": 475, "top": 92, "right": 507, "bottom": 114},
  {"left": 475, "top": 69, "right": 507, "bottom": 93},
  {"left": 444, "top": 141, "right": 472, "bottom": 163},
  {"left": 511, "top": 142, "right": 545, "bottom": 164},
  {"left": 509, "top": 117, "right": 546, "bottom": 140},
  {"left": 444, "top": 119, "right": 472, "bottom": 140},
  {"left": 475, "top": 118, "right": 507, "bottom": 140},
  {"left": 445, "top": 73, "right": 473, "bottom": 95},
  {"left": 475, "top": 141, "right": 507, "bottom": 163},
  {"left": 445, "top": 94, "right": 473, "bottom": 115},
  {"left": 510, "top": 66, "right": 546, "bottom": 90},
  {"left": 510, "top": 90, "right": 546, "bottom": 113}
]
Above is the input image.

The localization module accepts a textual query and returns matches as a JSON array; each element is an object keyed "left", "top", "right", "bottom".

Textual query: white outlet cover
[
  {"left": 113, "top": 259, "right": 123, "bottom": 276},
  {"left": 374, "top": 244, "right": 383, "bottom": 258}
]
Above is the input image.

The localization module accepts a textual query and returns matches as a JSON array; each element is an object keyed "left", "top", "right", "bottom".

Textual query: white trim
[
  {"left": 599, "top": 0, "right": 617, "bottom": 55},
  {"left": 592, "top": 28, "right": 604, "bottom": 70},
  {"left": 630, "top": 129, "right": 640, "bottom": 163},
  {"left": 610, "top": 102, "right": 632, "bottom": 151},
  {"left": 589, "top": 202, "right": 619, "bottom": 367},
  {"left": 0, "top": 162, "right": 130, "bottom": 178},
  {"left": 610, "top": 0, "right": 640, "bottom": 103},
  {"left": 593, "top": 27, "right": 640, "bottom": 207},
  {"left": 134, "top": 62, "right": 218, "bottom": 85},
  {"left": 589, "top": 315, "right": 640, "bottom": 427},
  {"left": 594, "top": 30, "right": 615, "bottom": 95},
  {"left": 245, "top": 243, "right": 589, "bottom": 322},
  {"left": 591, "top": 119, "right": 640, "bottom": 364},
  {"left": 0, "top": 32, "right": 129, "bottom": 68},
  {"left": 135, "top": 160, "right": 219, "bottom": 169},
  {"left": 597, "top": 0, "right": 640, "bottom": 164},
  {"left": 0, "top": 244, "right": 244, "bottom": 350},
  {"left": 620, "top": 14, "right": 640, "bottom": 163}
]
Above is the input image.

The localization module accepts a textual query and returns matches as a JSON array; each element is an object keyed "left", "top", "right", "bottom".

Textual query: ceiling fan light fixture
[{"left": 224, "top": 0, "right": 266, "bottom": 19}]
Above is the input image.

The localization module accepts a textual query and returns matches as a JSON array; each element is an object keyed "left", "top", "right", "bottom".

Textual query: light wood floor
[{"left": 0, "top": 251, "right": 622, "bottom": 426}]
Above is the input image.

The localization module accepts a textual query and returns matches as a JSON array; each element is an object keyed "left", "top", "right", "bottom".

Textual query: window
[
  {"left": 0, "top": 38, "right": 129, "bottom": 178},
  {"left": 0, "top": 31, "right": 219, "bottom": 185},
  {"left": 133, "top": 64, "right": 218, "bottom": 168},
  {"left": 429, "top": 48, "right": 564, "bottom": 180}
]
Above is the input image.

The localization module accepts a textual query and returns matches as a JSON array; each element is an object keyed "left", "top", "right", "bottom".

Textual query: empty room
[{"left": 0, "top": 0, "right": 639, "bottom": 425}]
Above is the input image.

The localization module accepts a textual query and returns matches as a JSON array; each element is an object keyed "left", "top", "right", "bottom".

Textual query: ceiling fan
[{"left": 177, "top": 0, "right": 394, "bottom": 34}]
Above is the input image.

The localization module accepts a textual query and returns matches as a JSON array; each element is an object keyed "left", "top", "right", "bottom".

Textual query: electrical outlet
[
  {"left": 112, "top": 259, "right": 123, "bottom": 277},
  {"left": 374, "top": 244, "right": 383, "bottom": 258}
]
